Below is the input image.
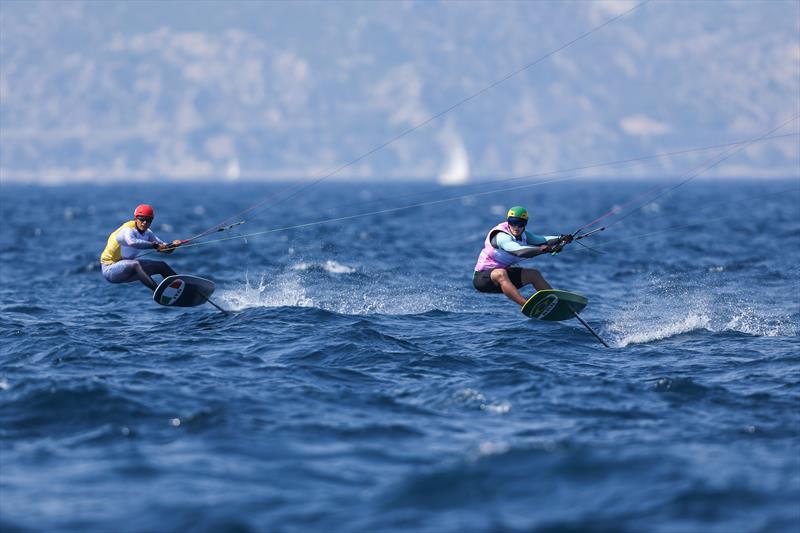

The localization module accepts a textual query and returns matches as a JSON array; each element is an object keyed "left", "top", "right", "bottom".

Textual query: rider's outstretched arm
[{"left": 494, "top": 233, "right": 551, "bottom": 258}]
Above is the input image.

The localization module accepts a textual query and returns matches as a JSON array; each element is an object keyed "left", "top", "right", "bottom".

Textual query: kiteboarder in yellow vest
[{"left": 100, "top": 204, "right": 182, "bottom": 291}]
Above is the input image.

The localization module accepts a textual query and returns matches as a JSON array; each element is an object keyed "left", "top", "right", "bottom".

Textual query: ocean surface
[{"left": 1, "top": 179, "right": 798, "bottom": 532}]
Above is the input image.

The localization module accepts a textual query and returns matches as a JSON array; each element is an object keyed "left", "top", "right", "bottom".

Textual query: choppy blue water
[{"left": 1, "top": 179, "right": 799, "bottom": 532}]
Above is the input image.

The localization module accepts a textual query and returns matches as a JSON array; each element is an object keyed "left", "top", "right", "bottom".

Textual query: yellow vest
[{"left": 100, "top": 220, "right": 137, "bottom": 265}]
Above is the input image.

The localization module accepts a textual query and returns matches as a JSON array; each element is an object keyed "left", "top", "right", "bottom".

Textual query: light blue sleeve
[
  {"left": 525, "top": 231, "right": 560, "bottom": 245},
  {"left": 496, "top": 232, "right": 540, "bottom": 253}
]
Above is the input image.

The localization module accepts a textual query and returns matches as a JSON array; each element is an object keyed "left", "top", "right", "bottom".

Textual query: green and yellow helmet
[{"left": 506, "top": 206, "right": 528, "bottom": 227}]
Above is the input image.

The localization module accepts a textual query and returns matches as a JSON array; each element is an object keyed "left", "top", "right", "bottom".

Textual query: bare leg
[
  {"left": 521, "top": 269, "right": 552, "bottom": 291},
  {"left": 490, "top": 269, "right": 527, "bottom": 306}
]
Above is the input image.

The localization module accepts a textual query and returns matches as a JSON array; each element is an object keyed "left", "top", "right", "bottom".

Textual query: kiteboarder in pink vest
[{"left": 473, "top": 206, "right": 573, "bottom": 306}]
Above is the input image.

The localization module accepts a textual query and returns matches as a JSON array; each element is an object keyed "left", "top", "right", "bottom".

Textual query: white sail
[
  {"left": 438, "top": 129, "right": 470, "bottom": 186},
  {"left": 225, "top": 158, "right": 241, "bottom": 181}
]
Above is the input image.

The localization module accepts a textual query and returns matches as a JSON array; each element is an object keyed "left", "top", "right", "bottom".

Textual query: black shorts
[{"left": 473, "top": 268, "right": 524, "bottom": 293}]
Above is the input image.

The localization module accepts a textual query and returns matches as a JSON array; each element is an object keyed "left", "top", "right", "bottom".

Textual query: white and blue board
[{"left": 153, "top": 275, "right": 215, "bottom": 308}]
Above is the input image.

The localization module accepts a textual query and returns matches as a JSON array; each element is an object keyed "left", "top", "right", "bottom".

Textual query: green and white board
[
  {"left": 153, "top": 275, "right": 215, "bottom": 307},
  {"left": 521, "top": 289, "right": 588, "bottom": 321}
]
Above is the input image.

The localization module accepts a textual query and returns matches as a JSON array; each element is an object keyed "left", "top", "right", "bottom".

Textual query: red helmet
[{"left": 134, "top": 204, "right": 155, "bottom": 218}]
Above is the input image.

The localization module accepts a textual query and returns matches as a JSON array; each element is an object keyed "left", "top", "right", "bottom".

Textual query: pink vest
[{"left": 474, "top": 221, "right": 530, "bottom": 272}]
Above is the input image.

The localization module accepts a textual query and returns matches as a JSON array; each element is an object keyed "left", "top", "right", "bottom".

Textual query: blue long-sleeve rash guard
[{"left": 493, "top": 231, "right": 559, "bottom": 259}]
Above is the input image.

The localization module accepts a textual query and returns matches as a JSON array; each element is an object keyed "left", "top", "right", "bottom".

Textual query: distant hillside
[{"left": 1, "top": 0, "right": 798, "bottom": 183}]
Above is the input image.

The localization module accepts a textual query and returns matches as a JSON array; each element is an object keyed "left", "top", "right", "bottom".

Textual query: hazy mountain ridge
[{"left": 1, "top": 0, "right": 798, "bottom": 183}]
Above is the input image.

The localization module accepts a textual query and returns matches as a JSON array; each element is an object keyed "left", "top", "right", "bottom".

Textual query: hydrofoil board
[
  {"left": 521, "top": 289, "right": 588, "bottom": 321},
  {"left": 153, "top": 275, "right": 215, "bottom": 308}
]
